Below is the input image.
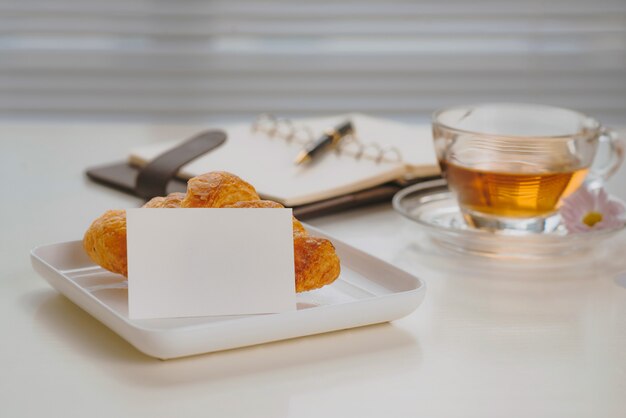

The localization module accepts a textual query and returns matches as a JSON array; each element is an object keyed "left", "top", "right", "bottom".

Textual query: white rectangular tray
[{"left": 30, "top": 227, "right": 425, "bottom": 359}]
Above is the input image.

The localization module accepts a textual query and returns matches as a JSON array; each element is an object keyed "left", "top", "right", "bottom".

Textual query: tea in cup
[{"left": 432, "top": 103, "right": 623, "bottom": 232}]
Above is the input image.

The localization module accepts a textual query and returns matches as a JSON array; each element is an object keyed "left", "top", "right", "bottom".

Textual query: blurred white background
[{"left": 1, "top": 0, "right": 625, "bottom": 124}]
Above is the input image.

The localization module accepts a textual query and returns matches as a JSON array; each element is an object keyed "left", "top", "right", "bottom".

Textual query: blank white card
[{"left": 126, "top": 208, "right": 296, "bottom": 319}]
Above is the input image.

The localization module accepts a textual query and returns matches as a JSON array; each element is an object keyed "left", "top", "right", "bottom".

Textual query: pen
[{"left": 294, "top": 120, "right": 354, "bottom": 165}]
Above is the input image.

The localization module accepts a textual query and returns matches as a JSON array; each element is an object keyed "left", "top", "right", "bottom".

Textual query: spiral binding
[{"left": 251, "top": 113, "right": 403, "bottom": 164}]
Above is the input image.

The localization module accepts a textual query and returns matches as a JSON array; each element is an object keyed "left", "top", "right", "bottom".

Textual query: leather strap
[{"left": 135, "top": 130, "right": 227, "bottom": 199}]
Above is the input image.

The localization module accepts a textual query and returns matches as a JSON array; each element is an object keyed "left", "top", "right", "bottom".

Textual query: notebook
[{"left": 128, "top": 113, "right": 439, "bottom": 207}]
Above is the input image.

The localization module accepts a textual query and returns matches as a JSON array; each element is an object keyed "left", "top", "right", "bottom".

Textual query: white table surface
[{"left": 2, "top": 122, "right": 626, "bottom": 418}]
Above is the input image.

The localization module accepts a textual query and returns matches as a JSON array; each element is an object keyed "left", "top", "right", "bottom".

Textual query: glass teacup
[{"left": 432, "top": 103, "right": 624, "bottom": 232}]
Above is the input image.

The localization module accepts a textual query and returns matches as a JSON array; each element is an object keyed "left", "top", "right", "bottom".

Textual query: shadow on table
[
  {"left": 397, "top": 228, "right": 626, "bottom": 282},
  {"left": 394, "top": 230, "right": 626, "bottom": 364},
  {"left": 22, "top": 290, "right": 422, "bottom": 390}
]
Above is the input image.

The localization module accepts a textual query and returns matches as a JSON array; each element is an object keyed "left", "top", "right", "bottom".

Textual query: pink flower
[{"left": 560, "top": 186, "right": 625, "bottom": 233}]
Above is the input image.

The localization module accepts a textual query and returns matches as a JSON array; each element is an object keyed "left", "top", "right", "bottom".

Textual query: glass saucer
[{"left": 392, "top": 179, "right": 626, "bottom": 258}]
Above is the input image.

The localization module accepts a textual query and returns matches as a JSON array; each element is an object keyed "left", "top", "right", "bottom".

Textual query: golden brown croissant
[
  {"left": 293, "top": 235, "right": 341, "bottom": 292},
  {"left": 83, "top": 210, "right": 128, "bottom": 277},
  {"left": 181, "top": 171, "right": 259, "bottom": 208},
  {"left": 142, "top": 192, "right": 185, "bottom": 208},
  {"left": 83, "top": 171, "right": 340, "bottom": 292}
]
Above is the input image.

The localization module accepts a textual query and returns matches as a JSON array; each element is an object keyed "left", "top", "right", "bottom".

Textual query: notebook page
[
  {"left": 299, "top": 114, "right": 438, "bottom": 179},
  {"left": 129, "top": 115, "right": 437, "bottom": 206}
]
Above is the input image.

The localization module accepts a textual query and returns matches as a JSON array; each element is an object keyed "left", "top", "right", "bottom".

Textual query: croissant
[
  {"left": 83, "top": 172, "right": 340, "bottom": 292},
  {"left": 142, "top": 192, "right": 185, "bottom": 208},
  {"left": 181, "top": 171, "right": 259, "bottom": 208},
  {"left": 83, "top": 210, "right": 128, "bottom": 277},
  {"left": 293, "top": 235, "right": 341, "bottom": 292}
]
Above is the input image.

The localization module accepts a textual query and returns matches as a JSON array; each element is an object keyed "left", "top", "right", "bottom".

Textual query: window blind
[{"left": 1, "top": 0, "right": 625, "bottom": 123}]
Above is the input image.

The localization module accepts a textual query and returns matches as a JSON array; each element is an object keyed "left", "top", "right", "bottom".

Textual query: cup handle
[{"left": 588, "top": 127, "right": 624, "bottom": 187}]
